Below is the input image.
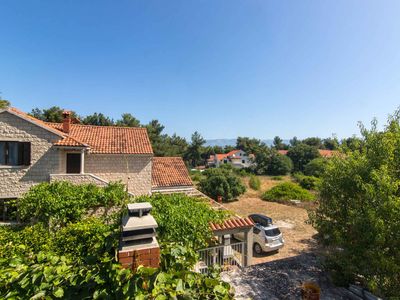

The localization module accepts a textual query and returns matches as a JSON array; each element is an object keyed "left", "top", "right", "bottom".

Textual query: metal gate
[{"left": 195, "top": 241, "right": 246, "bottom": 274}]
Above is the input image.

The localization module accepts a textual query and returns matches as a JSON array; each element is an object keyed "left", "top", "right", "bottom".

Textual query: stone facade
[
  {"left": 0, "top": 112, "right": 62, "bottom": 198},
  {"left": 84, "top": 154, "right": 153, "bottom": 196},
  {"left": 50, "top": 173, "right": 109, "bottom": 187},
  {"left": 0, "top": 111, "right": 153, "bottom": 198}
]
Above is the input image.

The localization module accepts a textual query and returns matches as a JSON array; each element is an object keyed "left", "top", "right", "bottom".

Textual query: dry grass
[
  {"left": 225, "top": 175, "right": 319, "bottom": 264},
  {"left": 242, "top": 175, "right": 292, "bottom": 198}
]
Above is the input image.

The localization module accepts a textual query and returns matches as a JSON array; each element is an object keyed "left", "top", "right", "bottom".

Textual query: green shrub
[
  {"left": 271, "top": 175, "right": 283, "bottom": 181},
  {"left": 293, "top": 173, "right": 321, "bottom": 190},
  {"left": 262, "top": 182, "right": 315, "bottom": 202},
  {"left": 249, "top": 175, "right": 261, "bottom": 190},
  {"left": 18, "top": 181, "right": 128, "bottom": 227},
  {"left": 312, "top": 111, "right": 400, "bottom": 297},
  {"left": 137, "top": 193, "right": 230, "bottom": 249},
  {"left": 304, "top": 157, "right": 328, "bottom": 177},
  {"left": 199, "top": 168, "right": 246, "bottom": 201}
]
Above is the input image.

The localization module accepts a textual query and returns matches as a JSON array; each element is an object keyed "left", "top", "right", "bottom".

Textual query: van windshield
[{"left": 265, "top": 228, "right": 281, "bottom": 237}]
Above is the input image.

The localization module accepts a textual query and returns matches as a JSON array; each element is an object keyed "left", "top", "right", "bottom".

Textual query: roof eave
[{"left": 1, "top": 109, "right": 66, "bottom": 138}]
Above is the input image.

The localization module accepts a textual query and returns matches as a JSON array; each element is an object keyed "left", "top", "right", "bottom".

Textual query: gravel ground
[{"left": 222, "top": 178, "right": 344, "bottom": 299}]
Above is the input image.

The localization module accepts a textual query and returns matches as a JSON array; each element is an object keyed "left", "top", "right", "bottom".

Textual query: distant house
[
  {"left": 207, "top": 150, "right": 253, "bottom": 169},
  {"left": 278, "top": 149, "right": 338, "bottom": 157}
]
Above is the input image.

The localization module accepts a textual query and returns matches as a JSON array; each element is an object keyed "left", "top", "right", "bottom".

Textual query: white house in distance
[{"left": 207, "top": 150, "right": 253, "bottom": 169}]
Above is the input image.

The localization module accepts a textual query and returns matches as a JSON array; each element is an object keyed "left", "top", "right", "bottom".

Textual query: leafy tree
[
  {"left": 287, "top": 144, "right": 320, "bottom": 172},
  {"left": 302, "top": 137, "right": 323, "bottom": 148},
  {"left": 0, "top": 99, "right": 10, "bottom": 109},
  {"left": 289, "top": 136, "right": 300, "bottom": 147},
  {"left": 115, "top": 113, "right": 140, "bottom": 127},
  {"left": 184, "top": 131, "right": 206, "bottom": 167},
  {"left": 304, "top": 157, "right": 328, "bottom": 177},
  {"left": 293, "top": 173, "right": 321, "bottom": 190},
  {"left": 236, "top": 137, "right": 264, "bottom": 154},
  {"left": 30, "top": 106, "right": 78, "bottom": 123},
  {"left": 82, "top": 112, "right": 114, "bottom": 126},
  {"left": 322, "top": 137, "right": 339, "bottom": 150},
  {"left": 312, "top": 111, "right": 400, "bottom": 297},
  {"left": 223, "top": 145, "right": 236, "bottom": 153},
  {"left": 199, "top": 168, "right": 246, "bottom": 201},
  {"left": 267, "top": 152, "right": 293, "bottom": 175},
  {"left": 340, "top": 135, "right": 363, "bottom": 152},
  {"left": 272, "top": 136, "right": 287, "bottom": 150}
]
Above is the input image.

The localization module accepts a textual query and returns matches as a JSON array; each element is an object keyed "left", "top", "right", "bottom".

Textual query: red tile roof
[
  {"left": 53, "top": 136, "right": 88, "bottom": 147},
  {"left": 215, "top": 150, "right": 241, "bottom": 161},
  {"left": 47, "top": 123, "right": 153, "bottom": 154},
  {"left": 152, "top": 157, "right": 193, "bottom": 188},
  {"left": 210, "top": 217, "right": 254, "bottom": 232},
  {"left": 278, "top": 149, "right": 338, "bottom": 157}
]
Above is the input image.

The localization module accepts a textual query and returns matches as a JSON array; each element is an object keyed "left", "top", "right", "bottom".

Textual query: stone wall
[
  {"left": 50, "top": 173, "right": 108, "bottom": 187},
  {"left": 84, "top": 154, "right": 153, "bottom": 196},
  {"left": 0, "top": 112, "right": 62, "bottom": 198}
]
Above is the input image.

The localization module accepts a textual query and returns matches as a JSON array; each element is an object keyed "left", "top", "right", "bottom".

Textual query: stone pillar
[
  {"left": 80, "top": 150, "right": 85, "bottom": 174},
  {"left": 244, "top": 227, "right": 253, "bottom": 267}
]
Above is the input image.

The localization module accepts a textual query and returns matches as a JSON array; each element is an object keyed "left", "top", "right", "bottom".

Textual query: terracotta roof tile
[
  {"left": 47, "top": 123, "right": 153, "bottom": 154},
  {"left": 152, "top": 157, "right": 193, "bottom": 188},
  {"left": 53, "top": 136, "right": 88, "bottom": 147},
  {"left": 210, "top": 217, "right": 254, "bottom": 232}
]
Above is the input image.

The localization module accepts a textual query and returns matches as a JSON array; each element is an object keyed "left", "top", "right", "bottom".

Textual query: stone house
[{"left": 0, "top": 107, "right": 194, "bottom": 220}]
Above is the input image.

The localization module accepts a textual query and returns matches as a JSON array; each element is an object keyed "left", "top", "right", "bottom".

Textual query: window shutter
[{"left": 23, "top": 142, "right": 31, "bottom": 165}]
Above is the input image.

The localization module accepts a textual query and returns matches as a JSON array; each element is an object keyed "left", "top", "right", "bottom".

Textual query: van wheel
[{"left": 253, "top": 243, "right": 263, "bottom": 255}]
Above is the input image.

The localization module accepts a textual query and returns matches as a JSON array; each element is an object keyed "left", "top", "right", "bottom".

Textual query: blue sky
[{"left": 1, "top": 1, "right": 399, "bottom": 140}]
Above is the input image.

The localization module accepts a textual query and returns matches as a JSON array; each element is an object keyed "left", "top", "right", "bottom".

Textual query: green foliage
[
  {"left": 30, "top": 106, "right": 78, "bottom": 123},
  {"left": 236, "top": 136, "right": 265, "bottom": 154},
  {"left": 137, "top": 193, "right": 230, "bottom": 249},
  {"left": 0, "top": 185, "right": 233, "bottom": 299},
  {"left": 322, "top": 137, "right": 339, "bottom": 150},
  {"left": 272, "top": 136, "right": 287, "bottom": 150},
  {"left": 253, "top": 149, "right": 293, "bottom": 176},
  {"left": 249, "top": 175, "right": 261, "bottom": 190},
  {"left": 184, "top": 131, "right": 206, "bottom": 167},
  {"left": 115, "top": 113, "right": 141, "bottom": 127},
  {"left": 293, "top": 173, "right": 321, "bottom": 190},
  {"left": 304, "top": 157, "right": 328, "bottom": 177},
  {"left": 312, "top": 111, "right": 400, "bottom": 298},
  {"left": 18, "top": 181, "right": 127, "bottom": 227},
  {"left": 287, "top": 144, "right": 320, "bottom": 172},
  {"left": 0, "top": 99, "right": 10, "bottom": 109},
  {"left": 270, "top": 175, "right": 283, "bottom": 180},
  {"left": 262, "top": 182, "right": 315, "bottom": 202},
  {"left": 199, "top": 168, "right": 246, "bottom": 202},
  {"left": 302, "top": 137, "right": 323, "bottom": 148},
  {"left": 82, "top": 112, "right": 114, "bottom": 126}
]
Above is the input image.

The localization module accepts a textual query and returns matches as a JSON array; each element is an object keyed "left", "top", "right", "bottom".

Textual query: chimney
[{"left": 62, "top": 111, "right": 71, "bottom": 133}]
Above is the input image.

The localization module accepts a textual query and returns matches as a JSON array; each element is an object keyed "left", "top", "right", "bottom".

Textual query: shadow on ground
[{"left": 222, "top": 252, "right": 347, "bottom": 300}]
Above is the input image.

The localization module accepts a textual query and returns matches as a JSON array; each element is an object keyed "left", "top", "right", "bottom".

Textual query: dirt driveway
[{"left": 223, "top": 196, "right": 318, "bottom": 264}]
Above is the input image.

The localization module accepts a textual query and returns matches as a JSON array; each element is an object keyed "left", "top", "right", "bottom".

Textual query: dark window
[
  {"left": 66, "top": 153, "right": 81, "bottom": 174},
  {"left": 242, "top": 160, "right": 245, "bottom": 164},
  {"left": 0, "top": 141, "right": 31, "bottom": 166},
  {"left": 253, "top": 227, "right": 261, "bottom": 234},
  {"left": 265, "top": 228, "right": 281, "bottom": 237},
  {"left": 0, "top": 198, "right": 18, "bottom": 222}
]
